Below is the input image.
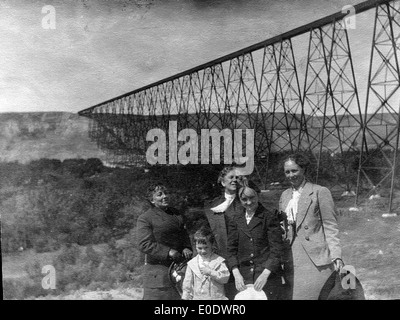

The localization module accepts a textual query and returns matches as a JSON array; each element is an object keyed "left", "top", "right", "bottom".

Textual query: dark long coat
[
  {"left": 203, "top": 194, "right": 243, "bottom": 300},
  {"left": 226, "top": 203, "right": 284, "bottom": 299},
  {"left": 204, "top": 194, "right": 242, "bottom": 260},
  {"left": 137, "top": 205, "right": 192, "bottom": 299}
]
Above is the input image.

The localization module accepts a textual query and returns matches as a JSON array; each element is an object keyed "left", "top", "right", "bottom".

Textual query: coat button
[
  {"left": 250, "top": 253, "right": 254, "bottom": 258},
  {"left": 250, "top": 238, "right": 253, "bottom": 242},
  {"left": 304, "top": 225, "right": 309, "bottom": 230},
  {"left": 305, "top": 236, "right": 310, "bottom": 241},
  {"left": 250, "top": 268, "right": 254, "bottom": 272},
  {"left": 250, "top": 260, "right": 254, "bottom": 264}
]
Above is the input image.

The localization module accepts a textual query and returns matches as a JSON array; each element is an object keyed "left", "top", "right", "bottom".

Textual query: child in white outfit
[{"left": 182, "top": 226, "right": 230, "bottom": 300}]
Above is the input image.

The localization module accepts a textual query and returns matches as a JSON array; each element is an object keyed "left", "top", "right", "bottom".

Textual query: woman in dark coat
[
  {"left": 227, "top": 180, "right": 284, "bottom": 299},
  {"left": 204, "top": 166, "right": 243, "bottom": 259},
  {"left": 203, "top": 165, "right": 243, "bottom": 299},
  {"left": 137, "top": 183, "right": 193, "bottom": 300}
]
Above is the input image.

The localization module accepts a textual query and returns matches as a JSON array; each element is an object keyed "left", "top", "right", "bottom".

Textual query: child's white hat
[{"left": 234, "top": 284, "right": 268, "bottom": 300}]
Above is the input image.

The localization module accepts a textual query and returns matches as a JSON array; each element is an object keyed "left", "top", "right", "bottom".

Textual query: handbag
[
  {"left": 319, "top": 269, "right": 366, "bottom": 300},
  {"left": 168, "top": 260, "right": 188, "bottom": 297}
]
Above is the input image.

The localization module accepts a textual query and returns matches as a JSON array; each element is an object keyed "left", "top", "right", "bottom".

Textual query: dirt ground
[{"left": 34, "top": 288, "right": 144, "bottom": 300}]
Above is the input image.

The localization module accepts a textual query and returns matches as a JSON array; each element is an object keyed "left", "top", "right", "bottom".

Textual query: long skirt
[
  {"left": 142, "top": 263, "right": 181, "bottom": 300},
  {"left": 284, "top": 238, "right": 334, "bottom": 300}
]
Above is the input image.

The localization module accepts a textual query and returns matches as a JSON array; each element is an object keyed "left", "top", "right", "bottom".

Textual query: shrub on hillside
[
  {"left": 3, "top": 279, "right": 26, "bottom": 300},
  {"left": 3, "top": 277, "right": 50, "bottom": 300},
  {"left": 83, "top": 245, "right": 102, "bottom": 267},
  {"left": 22, "top": 259, "right": 58, "bottom": 298}
]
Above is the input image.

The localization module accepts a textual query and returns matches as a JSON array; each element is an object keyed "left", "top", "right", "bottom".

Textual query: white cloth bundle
[{"left": 234, "top": 284, "right": 268, "bottom": 300}]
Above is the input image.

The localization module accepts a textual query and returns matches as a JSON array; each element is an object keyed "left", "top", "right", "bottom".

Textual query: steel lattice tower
[
  {"left": 301, "top": 20, "right": 364, "bottom": 191},
  {"left": 356, "top": 0, "right": 400, "bottom": 211}
]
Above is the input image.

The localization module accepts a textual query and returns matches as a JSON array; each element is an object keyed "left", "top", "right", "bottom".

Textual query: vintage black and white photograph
[{"left": 1, "top": 0, "right": 400, "bottom": 302}]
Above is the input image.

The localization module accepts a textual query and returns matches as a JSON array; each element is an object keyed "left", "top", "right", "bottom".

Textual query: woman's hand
[
  {"left": 232, "top": 268, "right": 246, "bottom": 291},
  {"left": 182, "top": 248, "right": 193, "bottom": 260},
  {"left": 254, "top": 269, "right": 271, "bottom": 291},
  {"left": 168, "top": 248, "right": 182, "bottom": 261},
  {"left": 333, "top": 258, "right": 344, "bottom": 272}
]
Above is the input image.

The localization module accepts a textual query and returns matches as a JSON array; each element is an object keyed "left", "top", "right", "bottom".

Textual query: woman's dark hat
[{"left": 319, "top": 270, "right": 366, "bottom": 300}]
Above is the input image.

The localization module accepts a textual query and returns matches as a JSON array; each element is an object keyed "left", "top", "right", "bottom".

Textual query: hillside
[{"left": 0, "top": 112, "right": 107, "bottom": 163}]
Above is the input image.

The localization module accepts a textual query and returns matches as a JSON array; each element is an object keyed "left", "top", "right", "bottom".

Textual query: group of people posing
[{"left": 136, "top": 153, "right": 344, "bottom": 300}]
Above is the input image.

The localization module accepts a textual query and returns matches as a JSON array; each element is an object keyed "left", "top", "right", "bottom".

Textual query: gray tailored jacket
[{"left": 279, "top": 181, "right": 342, "bottom": 266}]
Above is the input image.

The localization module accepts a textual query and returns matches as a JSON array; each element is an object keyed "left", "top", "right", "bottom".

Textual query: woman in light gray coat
[{"left": 279, "top": 153, "right": 344, "bottom": 300}]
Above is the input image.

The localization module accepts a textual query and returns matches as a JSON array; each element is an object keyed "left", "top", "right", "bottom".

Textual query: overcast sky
[{"left": 0, "top": 0, "right": 380, "bottom": 114}]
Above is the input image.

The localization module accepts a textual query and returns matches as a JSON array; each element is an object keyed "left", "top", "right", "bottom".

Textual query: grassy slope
[{"left": 340, "top": 213, "right": 400, "bottom": 300}]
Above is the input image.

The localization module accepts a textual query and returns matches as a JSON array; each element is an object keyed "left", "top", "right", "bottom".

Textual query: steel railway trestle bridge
[{"left": 78, "top": 0, "right": 400, "bottom": 213}]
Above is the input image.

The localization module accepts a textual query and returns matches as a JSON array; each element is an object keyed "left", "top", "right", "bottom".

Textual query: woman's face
[
  {"left": 239, "top": 187, "right": 259, "bottom": 212},
  {"left": 151, "top": 188, "right": 169, "bottom": 209},
  {"left": 196, "top": 240, "right": 213, "bottom": 259},
  {"left": 221, "top": 169, "right": 238, "bottom": 194},
  {"left": 284, "top": 159, "right": 305, "bottom": 189}
]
